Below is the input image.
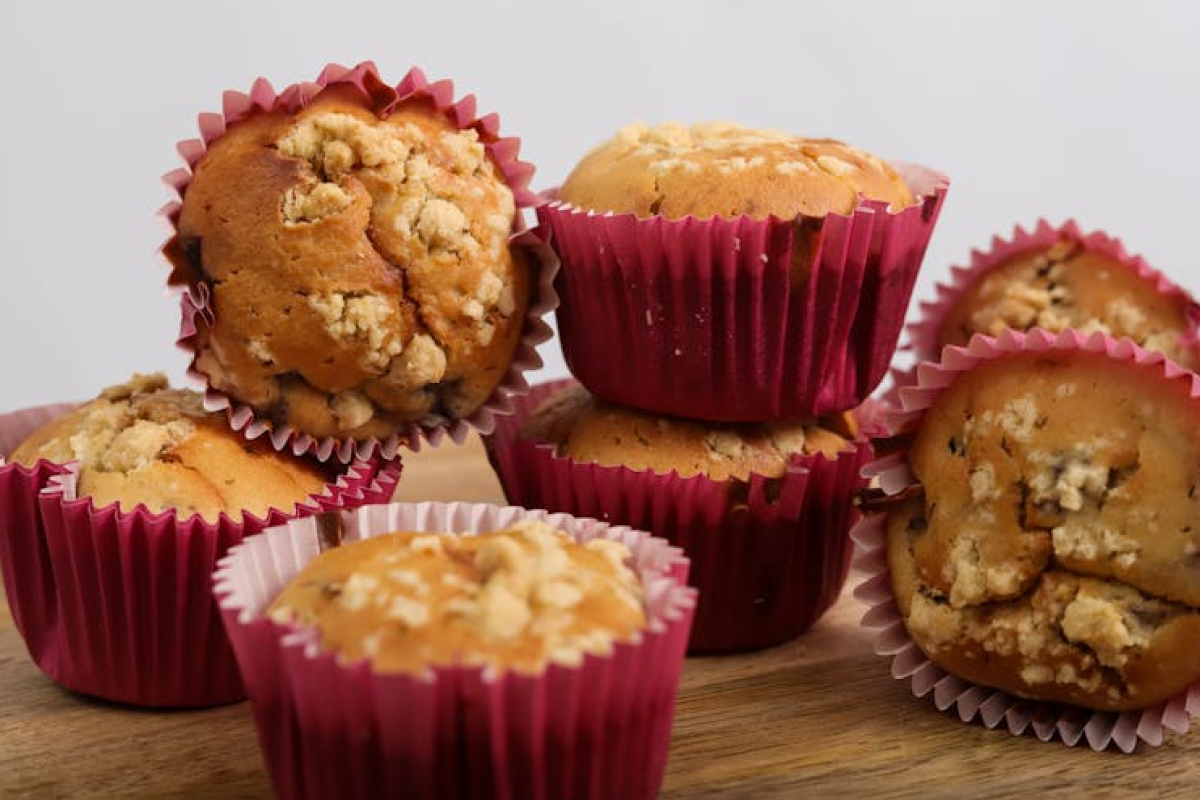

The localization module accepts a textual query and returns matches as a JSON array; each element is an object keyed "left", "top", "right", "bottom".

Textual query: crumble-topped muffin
[
  {"left": 558, "top": 121, "right": 913, "bottom": 219},
  {"left": 887, "top": 350, "right": 1200, "bottom": 711},
  {"left": 268, "top": 519, "right": 646, "bottom": 674},
  {"left": 10, "top": 373, "right": 331, "bottom": 522},
  {"left": 521, "top": 384, "right": 857, "bottom": 481},
  {"left": 937, "top": 237, "right": 1199, "bottom": 369},
  {"left": 174, "top": 85, "right": 530, "bottom": 439}
]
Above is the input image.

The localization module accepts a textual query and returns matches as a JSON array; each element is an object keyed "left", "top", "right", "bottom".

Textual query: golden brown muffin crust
[
  {"left": 10, "top": 374, "right": 332, "bottom": 522},
  {"left": 558, "top": 122, "right": 913, "bottom": 219},
  {"left": 176, "top": 87, "right": 530, "bottom": 438},
  {"left": 268, "top": 520, "right": 646, "bottom": 674},
  {"left": 938, "top": 238, "right": 1199, "bottom": 370},
  {"left": 887, "top": 351, "right": 1200, "bottom": 710},
  {"left": 521, "top": 385, "right": 856, "bottom": 481}
]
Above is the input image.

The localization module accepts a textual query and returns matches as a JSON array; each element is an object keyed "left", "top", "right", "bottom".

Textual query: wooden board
[{"left": 2, "top": 435, "right": 1199, "bottom": 799}]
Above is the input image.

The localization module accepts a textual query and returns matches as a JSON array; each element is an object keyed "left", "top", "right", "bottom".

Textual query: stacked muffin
[{"left": 486, "top": 121, "right": 949, "bottom": 652}]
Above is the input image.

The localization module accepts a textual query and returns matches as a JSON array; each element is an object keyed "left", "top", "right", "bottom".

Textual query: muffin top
[
  {"left": 173, "top": 85, "right": 529, "bottom": 438},
  {"left": 268, "top": 519, "right": 646, "bottom": 675},
  {"left": 10, "top": 373, "right": 331, "bottom": 522},
  {"left": 521, "top": 384, "right": 857, "bottom": 481},
  {"left": 558, "top": 121, "right": 913, "bottom": 219},
  {"left": 937, "top": 237, "right": 1200, "bottom": 369},
  {"left": 886, "top": 350, "right": 1200, "bottom": 710}
]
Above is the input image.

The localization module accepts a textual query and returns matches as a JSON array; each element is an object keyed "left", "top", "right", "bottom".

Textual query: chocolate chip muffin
[
  {"left": 558, "top": 121, "right": 913, "bottom": 219},
  {"left": 268, "top": 519, "right": 645, "bottom": 674},
  {"left": 10, "top": 373, "right": 332, "bottom": 522},
  {"left": 521, "top": 384, "right": 857, "bottom": 481},
  {"left": 887, "top": 350, "right": 1200, "bottom": 711},
  {"left": 172, "top": 84, "right": 530, "bottom": 439},
  {"left": 937, "top": 237, "right": 1199, "bottom": 369}
]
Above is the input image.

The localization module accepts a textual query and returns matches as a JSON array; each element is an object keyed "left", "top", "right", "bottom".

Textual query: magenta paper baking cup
[
  {"left": 538, "top": 163, "right": 948, "bottom": 421},
  {"left": 0, "top": 402, "right": 401, "bottom": 707},
  {"left": 163, "top": 61, "right": 558, "bottom": 462},
  {"left": 483, "top": 379, "right": 876, "bottom": 653},
  {"left": 904, "top": 218, "right": 1200, "bottom": 365},
  {"left": 852, "top": 327, "right": 1200, "bottom": 751},
  {"left": 214, "top": 501, "right": 696, "bottom": 800},
  {"left": 0, "top": 403, "right": 78, "bottom": 653}
]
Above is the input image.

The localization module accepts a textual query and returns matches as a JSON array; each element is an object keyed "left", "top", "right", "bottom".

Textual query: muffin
[
  {"left": 485, "top": 380, "right": 873, "bottom": 652},
  {"left": 10, "top": 373, "right": 332, "bottom": 521},
  {"left": 559, "top": 122, "right": 913, "bottom": 219},
  {"left": 523, "top": 383, "right": 857, "bottom": 480},
  {"left": 905, "top": 220, "right": 1200, "bottom": 370},
  {"left": 165, "top": 63, "right": 548, "bottom": 448},
  {"left": 214, "top": 502, "right": 695, "bottom": 800},
  {"left": 860, "top": 330, "right": 1200, "bottom": 745},
  {"left": 267, "top": 519, "right": 645, "bottom": 675},
  {"left": 0, "top": 374, "right": 401, "bottom": 707},
  {"left": 539, "top": 122, "right": 947, "bottom": 420}
]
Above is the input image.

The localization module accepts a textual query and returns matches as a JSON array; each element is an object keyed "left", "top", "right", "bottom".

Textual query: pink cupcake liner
[
  {"left": 537, "top": 163, "right": 948, "bottom": 421},
  {"left": 483, "top": 378, "right": 877, "bottom": 653},
  {"left": 0, "top": 403, "right": 77, "bottom": 654},
  {"left": 162, "top": 61, "right": 558, "bottom": 462},
  {"left": 0, "top": 403, "right": 402, "bottom": 707},
  {"left": 213, "top": 501, "right": 696, "bottom": 800},
  {"left": 853, "top": 327, "right": 1200, "bottom": 751},
  {"left": 883, "top": 219, "right": 1200, "bottom": 406}
]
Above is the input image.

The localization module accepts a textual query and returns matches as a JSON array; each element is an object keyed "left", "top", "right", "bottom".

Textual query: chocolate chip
[
  {"left": 164, "top": 234, "right": 210, "bottom": 287},
  {"left": 856, "top": 484, "right": 924, "bottom": 513},
  {"left": 789, "top": 217, "right": 823, "bottom": 287},
  {"left": 315, "top": 511, "right": 346, "bottom": 552}
]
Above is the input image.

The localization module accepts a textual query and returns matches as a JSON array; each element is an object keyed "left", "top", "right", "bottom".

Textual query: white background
[{"left": 3, "top": 0, "right": 1199, "bottom": 410}]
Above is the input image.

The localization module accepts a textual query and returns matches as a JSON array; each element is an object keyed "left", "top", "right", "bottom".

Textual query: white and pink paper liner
[
  {"left": 0, "top": 403, "right": 402, "bottom": 708},
  {"left": 163, "top": 61, "right": 558, "bottom": 462},
  {"left": 213, "top": 501, "right": 696, "bottom": 800},
  {"left": 537, "top": 163, "right": 949, "bottom": 421},
  {"left": 483, "top": 379, "right": 876, "bottom": 653},
  {"left": 884, "top": 219, "right": 1200, "bottom": 406},
  {"left": 852, "top": 327, "right": 1200, "bottom": 752}
]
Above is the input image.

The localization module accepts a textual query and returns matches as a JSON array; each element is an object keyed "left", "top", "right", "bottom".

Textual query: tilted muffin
[
  {"left": 11, "top": 373, "right": 332, "bottom": 522},
  {"left": 268, "top": 519, "right": 645, "bottom": 675},
  {"left": 521, "top": 383, "right": 857, "bottom": 480},
  {"left": 172, "top": 81, "right": 530, "bottom": 439},
  {"left": 559, "top": 122, "right": 913, "bottom": 218},
  {"left": 887, "top": 349, "right": 1200, "bottom": 711},
  {"left": 936, "top": 235, "right": 1200, "bottom": 369}
]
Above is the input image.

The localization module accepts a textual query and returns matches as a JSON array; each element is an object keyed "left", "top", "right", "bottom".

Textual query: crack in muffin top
[
  {"left": 176, "top": 87, "right": 530, "bottom": 439},
  {"left": 886, "top": 350, "right": 1200, "bottom": 710}
]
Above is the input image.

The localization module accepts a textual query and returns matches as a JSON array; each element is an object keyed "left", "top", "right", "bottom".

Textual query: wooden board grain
[{"left": 2, "top": 435, "right": 1198, "bottom": 800}]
